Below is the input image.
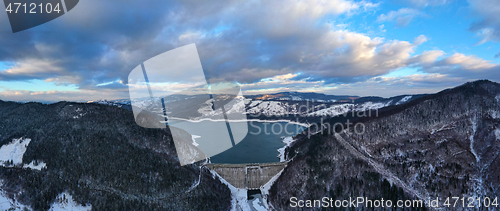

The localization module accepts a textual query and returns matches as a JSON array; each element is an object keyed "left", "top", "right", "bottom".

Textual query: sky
[{"left": 0, "top": 0, "right": 499, "bottom": 102}]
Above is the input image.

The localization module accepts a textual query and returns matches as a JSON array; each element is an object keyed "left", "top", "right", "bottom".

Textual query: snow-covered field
[
  {"left": 0, "top": 138, "right": 47, "bottom": 170},
  {"left": 0, "top": 179, "right": 31, "bottom": 211},
  {"left": 49, "top": 191, "right": 92, "bottom": 211},
  {"left": 0, "top": 190, "right": 30, "bottom": 211},
  {"left": 0, "top": 138, "right": 31, "bottom": 165}
]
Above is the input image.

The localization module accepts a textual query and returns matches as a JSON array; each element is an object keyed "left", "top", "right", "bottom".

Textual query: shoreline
[
  {"left": 163, "top": 117, "right": 310, "bottom": 127},
  {"left": 277, "top": 137, "right": 296, "bottom": 162}
]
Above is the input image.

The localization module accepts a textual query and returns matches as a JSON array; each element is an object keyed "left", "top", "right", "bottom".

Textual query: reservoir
[{"left": 170, "top": 121, "right": 305, "bottom": 164}]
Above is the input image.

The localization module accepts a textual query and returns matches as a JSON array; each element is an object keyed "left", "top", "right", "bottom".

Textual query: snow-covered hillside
[
  {"left": 92, "top": 92, "right": 419, "bottom": 121},
  {"left": 49, "top": 192, "right": 92, "bottom": 211},
  {"left": 0, "top": 138, "right": 46, "bottom": 170}
]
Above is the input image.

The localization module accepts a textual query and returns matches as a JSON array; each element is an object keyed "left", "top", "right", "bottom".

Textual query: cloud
[
  {"left": 0, "top": 88, "right": 129, "bottom": 102},
  {"left": 413, "top": 35, "right": 428, "bottom": 45},
  {"left": 240, "top": 73, "right": 328, "bottom": 95},
  {"left": 0, "top": 0, "right": 498, "bottom": 102},
  {"left": 377, "top": 8, "right": 425, "bottom": 26},
  {"left": 439, "top": 53, "right": 497, "bottom": 70},
  {"left": 318, "top": 73, "right": 464, "bottom": 97},
  {"left": 0, "top": 0, "right": 376, "bottom": 84},
  {"left": 406, "top": 0, "right": 451, "bottom": 7},
  {"left": 0, "top": 59, "right": 72, "bottom": 82},
  {"left": 409, "top": 50, "right": 445, "bottom": 64},
  {"left": 475, "top": 28, "right": 497, "bottom": 45},
  {"left": 468, "top": 0, "right": 500, "bottom": 45},
  {"left": 412, "top": 53, "right": 500, "bottom": 83}
]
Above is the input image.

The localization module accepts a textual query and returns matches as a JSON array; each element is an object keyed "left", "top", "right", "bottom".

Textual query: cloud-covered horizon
[{"left": 0, "top": 0, "right": 499, "bottom": 102}]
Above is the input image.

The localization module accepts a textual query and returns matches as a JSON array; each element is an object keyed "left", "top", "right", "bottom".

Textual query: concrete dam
[{"left": 205, "top": 162, "right": 287, "bottom": 189}]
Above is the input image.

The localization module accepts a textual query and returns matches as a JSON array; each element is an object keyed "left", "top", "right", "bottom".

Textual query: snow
[
  {"left": 470, "top": 118, "right": 480, "bottom": 162},
  {"left": 396, "top": 96, "right": 412, "bottom": 105},
  {"left": 260, "top": 169, "right": 285, "bottom": 210},
  {"left": 357, "top": 101, "right": 387, "bottom": 110},
  {"left": 250, "top": 197, "right": 267, "bottom": 211},
  {"left": 307, "top": 103, "right": 352, "bottom": 117},
  {"left": 243, "top": 99, "right": 252, "bottom": 105},
  {"left": 0, "top": 180, "right": 31, "bottom": 210},
  {"left": 490, "top": 110, "right": 500, "bottom": 119},
  {"left": 209, "top": 169, "right": 251, "bottom": 211},
  {"left": 0, "top": 138, "right": 31, "bottom": 165},
  {"left": 308, "top": 101, "right": 392, "bottom": 117},
  {"left": 0, "top": 138, "right": 47, "bottom": 171},
  {"left": 248, "top": 100, "right": 262, "bottom": 108},
  {"left": 495, "top": 129, "right": 500, "bottom": 140},
  {"left": 185, "top": 170, "right": 202, "bottom": 193},
  {"left": 73, "top": 108, "right": 87, "bottom": 119},
  {"left": 49, "top": 191, "right": 92, "bottom": 211},
  {"left": 246, "top": 101, "right": 290, "bottom": 116},
  {"left": 191, "top": 135, "right": 201, "bottom": 147},
  {"left": 169, "top": 117, "right": 308, "bottom": 128},
  {"left": 430, "top": 124, "right": 456, "bottom": 135},
  {"left": 277, "top": 137, "right": 296, "bottom": 162},
  {"left": 0, "top": 191, "right": 30, "bottom": 211},
  {"left": 23, "top": 161, "right": 47, "bottom": 170},
  {"left": 224, "top": 98, "right": 247, "bottom": 114}
]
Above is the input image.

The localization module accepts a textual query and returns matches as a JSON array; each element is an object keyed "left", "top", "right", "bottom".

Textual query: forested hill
[
  {"left": 0, "top": 101, "right": 231, "bottom": 210},
  {"left": 270, "top": 80, "right": 500, "bottom": 210}
]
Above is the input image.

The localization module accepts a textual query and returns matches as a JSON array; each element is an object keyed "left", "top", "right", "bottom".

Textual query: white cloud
[
  {"left": 409, "top": 50, "right": 445, "bottom": 64},
  {"left": 468, "top": 0, "right": 500, "bottom": 44},
  {"left": 319, "top": 73, "right": 463, "bottom": 97},
  {"left": 379, "top": 24, "right": 386, "bottom": 32},
  {"left": 440, "top": 53, "right": 497, "bottom": 70},
  {"left": 0, "top": 88, "right": 129, "bottom": 102},
  {"left": 475, "top": 28, "right": 497, "bottom": 45},
  {"left": 413, "top": 35, "right": 428, "bottom": 45},
  {"left": 407, "top": 0, "right": 450, "bottom": 7},
  {"left": 377, "top": 8, "right": 425, "bottom": 26}
]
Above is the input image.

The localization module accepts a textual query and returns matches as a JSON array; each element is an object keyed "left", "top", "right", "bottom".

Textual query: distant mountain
[
  {"left": 270, "top": 80, "right": 500, "bottom": 210},
  {"left": 244, "top": 92, "right": 358, "bottom": 102},
  {"left": 0, "top": 101, "right": 231, "bottom": 210},
  {"left": 89, "top": 92, "right": 425, "bottom": 123}
]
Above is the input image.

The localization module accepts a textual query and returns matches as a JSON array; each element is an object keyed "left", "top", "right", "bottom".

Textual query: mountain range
[
  {"left": 0, "top": 80, "right": 499, "bottom": 210},
  {"left": 89, "top": 92, "right": 426, "bottom": 123}
]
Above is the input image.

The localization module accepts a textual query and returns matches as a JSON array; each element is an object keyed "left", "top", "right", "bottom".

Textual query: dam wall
[{"left": 205, "top": 162, "right": 287, "bottom": 189}]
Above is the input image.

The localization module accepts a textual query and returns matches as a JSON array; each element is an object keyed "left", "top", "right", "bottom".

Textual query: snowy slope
[
  {"left": 0, "top": 138, "right": 47, "bottom": 170},
  {"left": 91, "top": 92, "right": 418, "bottom": 120},
  {"left": 49, "top": 191, "right": 92, "bottom": 211}
]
